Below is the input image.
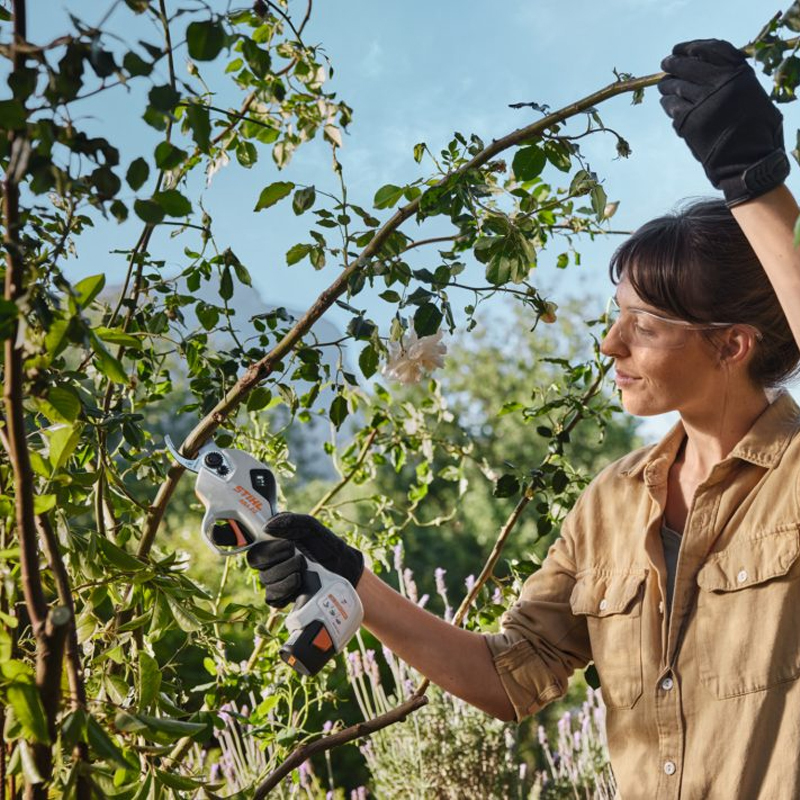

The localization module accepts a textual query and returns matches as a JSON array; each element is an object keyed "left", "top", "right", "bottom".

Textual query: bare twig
[{"left": 253, "top": 695, "right": 429, "bottom": 798}]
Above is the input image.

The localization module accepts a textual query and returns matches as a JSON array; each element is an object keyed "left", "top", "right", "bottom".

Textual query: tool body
[{"left": 166, "top": 437, "right": 363, "bottom": 676}]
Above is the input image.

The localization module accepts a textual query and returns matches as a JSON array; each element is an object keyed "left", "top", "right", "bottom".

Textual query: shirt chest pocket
[
  {"left": 695, "top": 526, "right": 800, "bottom": 699},
  {"left": 570, "top": 570, "right": 647, "bottom": 710}
]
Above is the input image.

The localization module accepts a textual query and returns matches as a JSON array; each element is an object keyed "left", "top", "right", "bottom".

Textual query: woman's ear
[{"left": 718, "top": 326, "right": 759, "bottom": 366}]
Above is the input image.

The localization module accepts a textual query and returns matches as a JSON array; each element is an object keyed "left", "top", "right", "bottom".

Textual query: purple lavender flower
[
  {"left": 434, "top": 567, "right": 447, "bottom": 596},
  {"left": 465, "top": 574, "right": 476, "bottom": 593},
  {"left": 323, "top": 720, "right": 333, "bottom": 734}
]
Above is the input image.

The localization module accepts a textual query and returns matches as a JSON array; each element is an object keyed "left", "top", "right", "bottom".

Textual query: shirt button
[
  {"left": 599, "top": 598, "right": 608, "bottom": 611},
  {"left": 737, "top": 570, "right": 748, "bottom": 584},
  {"left": 661, "top": 676, "right": 674, "bottom": 691},
  {"left": 664, "top": 761, "right": 676, "bottom": 776}
]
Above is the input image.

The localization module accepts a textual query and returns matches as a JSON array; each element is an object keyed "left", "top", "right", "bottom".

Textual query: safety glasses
[{"left": 605, "top": 297, "right": 762, "bottom": 350}]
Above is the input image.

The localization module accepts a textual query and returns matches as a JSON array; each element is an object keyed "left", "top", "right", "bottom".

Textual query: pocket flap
[
  {"left": 570, "top": 570, "right": 647, "bottom": 617},
  {"left": 697, "top": 527, "right": 800, "bottom": 593}
]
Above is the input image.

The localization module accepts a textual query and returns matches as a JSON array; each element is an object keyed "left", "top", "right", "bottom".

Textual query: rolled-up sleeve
[{"left": 484, "top": 519, "right": 591, "bottom": 721}]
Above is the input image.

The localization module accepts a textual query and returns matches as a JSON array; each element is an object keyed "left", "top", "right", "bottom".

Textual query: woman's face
[{"left": 600, "top": 276, "right": 728, "bottom": 418}]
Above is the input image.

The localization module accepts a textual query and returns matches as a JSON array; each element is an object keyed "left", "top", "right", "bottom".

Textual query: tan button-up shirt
[{"left": 485, "top": 392, "right": 800, "bottom": 799}]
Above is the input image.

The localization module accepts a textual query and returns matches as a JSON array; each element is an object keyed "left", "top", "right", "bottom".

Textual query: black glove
[
  {"left": 658, "top": 39, "right": 790, "bottom": 207},
  {"left": 246, "top": 513, "right": 364, "bottom": 608}
]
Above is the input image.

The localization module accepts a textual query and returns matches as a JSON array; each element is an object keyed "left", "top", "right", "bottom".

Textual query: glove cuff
[{"left": 720, "top": 149, "right": 791, "bottom": 208}]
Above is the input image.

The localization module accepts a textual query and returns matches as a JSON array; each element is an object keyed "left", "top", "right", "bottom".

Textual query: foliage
[{"left": 0, "top": 1, "right": 796, "bottom": 798}]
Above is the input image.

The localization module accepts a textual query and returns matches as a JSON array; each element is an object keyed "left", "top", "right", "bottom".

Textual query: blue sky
[{"left": 36, "top": 2, "right": 795, "bottom": 436}]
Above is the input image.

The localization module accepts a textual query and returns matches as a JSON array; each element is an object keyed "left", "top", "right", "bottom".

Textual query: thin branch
[
  {"left": 176, "top": 101, "right": 278, "bottom": 130},
  {"left": 139, "top": 69, "right": 661, "bottom": 559},
  {"left": 309, "top": 428, "right": 379, "bottom": 516},
  {"left": 253, "top": 695, "right": 428, "bottom": 798}
]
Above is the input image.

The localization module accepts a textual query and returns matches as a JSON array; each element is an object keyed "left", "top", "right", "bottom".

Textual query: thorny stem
[{"left": 139, "top": 69, "right": 662, "bottom": 559}]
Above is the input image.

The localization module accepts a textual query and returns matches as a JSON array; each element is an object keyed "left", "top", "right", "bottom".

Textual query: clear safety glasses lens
[{"left": 605, "top": 298, "right": 724, "bottom": 350}]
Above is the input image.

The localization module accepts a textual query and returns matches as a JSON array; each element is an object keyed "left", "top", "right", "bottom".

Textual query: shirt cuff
[{"left": 484, "top": 633, "right": 567, "bottom": 722}]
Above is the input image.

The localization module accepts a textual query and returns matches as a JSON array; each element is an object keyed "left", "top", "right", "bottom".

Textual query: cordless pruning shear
[{"left": 165, "top": 437, "right": 363, "bottom": 676}]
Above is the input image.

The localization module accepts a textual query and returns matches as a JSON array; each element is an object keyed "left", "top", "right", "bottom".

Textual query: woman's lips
[{"left": 614, "top": 370, "right": 640, "bottom": 387}]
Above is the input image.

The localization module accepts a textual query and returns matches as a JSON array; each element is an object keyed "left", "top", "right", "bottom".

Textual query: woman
[{"left": 249, "top": 40, "right": 800, "bottom": 798}]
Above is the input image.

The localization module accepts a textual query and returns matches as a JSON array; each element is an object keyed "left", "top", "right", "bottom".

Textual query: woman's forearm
[
  {"left": 356, "top": 568, "right": 515, "bottom": 721},
  {"left": 732, "top": 185, "right": 800, "bottom": 349}
]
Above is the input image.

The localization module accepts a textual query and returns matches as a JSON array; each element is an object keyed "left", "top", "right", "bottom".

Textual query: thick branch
[
  {"left": 253, "top": 695, "right": 428, "bottom": 798},
  {"left": 139, "top": 70, "right": 661, "bottom": 558}
]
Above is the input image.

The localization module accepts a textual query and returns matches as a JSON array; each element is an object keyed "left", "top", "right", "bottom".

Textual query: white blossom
[
  {"left": 206, "top": 150, "right": 230, "bottom": 186},
  {"left": 382, "top": 330, "right": 446, "bottom": 385}
]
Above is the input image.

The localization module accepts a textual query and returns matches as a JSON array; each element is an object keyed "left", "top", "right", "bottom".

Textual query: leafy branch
[{"left": 140, "top": 69, "right": 662, "bottom": 557}]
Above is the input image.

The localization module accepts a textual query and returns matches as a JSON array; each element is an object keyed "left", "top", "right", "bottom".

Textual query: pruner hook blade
[{"left": 165, "top": 435, "right": 202, "bottom": 472}]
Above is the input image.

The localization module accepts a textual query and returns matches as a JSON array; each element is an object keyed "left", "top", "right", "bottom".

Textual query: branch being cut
[
  {"left": 139, "top": 69, "right": 661, "bottom": 558},
  {"left": 253, "top": 694, "right": 428, "bottom": 798}
]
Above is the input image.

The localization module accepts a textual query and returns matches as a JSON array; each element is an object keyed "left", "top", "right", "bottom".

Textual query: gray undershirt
[{"left": 661, "top": 524, "right": 682, "bottom": 616}]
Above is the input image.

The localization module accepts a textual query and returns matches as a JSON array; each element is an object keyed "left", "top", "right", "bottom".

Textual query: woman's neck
[{"left": 679, "top": 387, "right": 770, "bottom": 480}]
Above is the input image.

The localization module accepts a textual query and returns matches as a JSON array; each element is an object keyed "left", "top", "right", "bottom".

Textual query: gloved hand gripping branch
[{"left": 658, "top": 39, "right": 790, "bottom": 207}]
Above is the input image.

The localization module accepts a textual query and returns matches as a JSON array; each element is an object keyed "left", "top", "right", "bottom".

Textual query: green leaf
[
  {"left": 7, "top": 683, "right": 50, "bottom": 743},
  {"left": 123, "top": 51, "right": 153, "bottom": 77},
  {"left": 413, "top": 142, "right": 426, "bottom": 163},
  {"left": 232, "top": 259, "right": 252, "bottom": 286},
  {"left": 246, "top": 387, "right": 272, "bottom": 411},
  {"left": 590, "top": 184, "right": 608, "bottom": 220},
  {"left": 61, "top": 709, "right": 87, "bottom": 750},
  {"left": 33, "top": 494, "right": 56, "bottom": 514},
  {"left": 138, "top": 652, "right": 161, "bottom": 711},
  {"left": 219, "top": 265, "right": 233, "bottom": 300},
  {"left": 91, "top": 335, "right": 128, "bottom": 384},
  {"left": 154, "top": 141, "right": 187, "bottom": 170},
  {"left": 330, "top": 395, "right": 348, "bottom": 429},
  {"left": 154, "top": 189, "right": 191, "bottom": 217},
  {"left": 134, "top": 198, "right": 165, "bottom": 224},
  {"left": 195, "top": 302, "right": 219, "bottom": 330},
  {"left": 48, "top": 424, "right": 83, "bottom": 470},
  {"left": 74, "top": 274, "right": 106, "bottom": 308},
  {"left": 493, "top": 474, "right": 521, "bottom": 498},
  {"left": 165, "top": 594, "right": 202, "bottom": 632},
  {"left": 512, "top": 146, "right": 546, "bottom": 181},
  {"left": 286, "top": 243, "right": 312, "bottom": 265},
  {"left": 254, "top": 181, "right": 295, "bottom": 211},
  {"left": 136, "top": 714, "right": 207, "bottom": 738},
  {"left": 543, "top": 140, "right": 572, "bottom": 172},
  {"left": 186, "top": 103, "right": 211, "bottom": 151},
  {"left": 413, "top": 303, "right": 443, "bottom": 337},
  {"left": 36, "top": 386, "right": 81, "bottom": 424},
  {"left": 0, "top": 100, "right": 26, "bottom": 130},
  {"left": 292, "top": 186, "right": 316, "bottom": 215},
  {"left": 155, "top": 769, "right": 206, "bottom": 791},
  {"left": 359, "top": 345, "right": 379, "bottom": 379},
  {"left": 97, "top": 537, "right": 145, "bottom": 572},
  {"left": 236, "top": 139, "right": 258, "bottom": 167},
  {"left": 242, "top": 38, "right": 271, "bottom": 79},
  {"left": 373, "top": 184, "right": 405, "bottom": 210},
  {"left": 148, "top": 84, "right": 181, "bottom": 112},
  {"left": 95, "top": 327, "right": 143, "bottom": 349},
  {"left": 87, "top": 715, "right": 136, "bottom": 769},
  {"left": 186, "top": 19, "right": 226, "bottom": 61}
]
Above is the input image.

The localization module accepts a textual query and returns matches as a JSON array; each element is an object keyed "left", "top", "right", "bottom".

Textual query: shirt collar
[{"left": 620, "top": 391, "right": 800, "bottom": 484}]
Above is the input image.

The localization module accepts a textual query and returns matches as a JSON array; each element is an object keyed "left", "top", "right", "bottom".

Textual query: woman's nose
[{"left": 600, "top": 320, "right": 628, "bottom": 358}]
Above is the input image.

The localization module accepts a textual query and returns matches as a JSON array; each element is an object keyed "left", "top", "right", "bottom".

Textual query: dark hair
[{"left": 609, "top": 197, "right": 800, "bottom": 388}]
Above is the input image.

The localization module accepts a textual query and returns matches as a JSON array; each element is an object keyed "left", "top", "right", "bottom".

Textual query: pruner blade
[{"left": 165, "top": 435, "right": 203, "bottom": 472}]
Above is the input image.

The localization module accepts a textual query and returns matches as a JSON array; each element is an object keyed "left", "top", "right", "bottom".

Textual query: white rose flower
[{"left": 382, "top": 330, "right": 446, "bottom": 385}]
